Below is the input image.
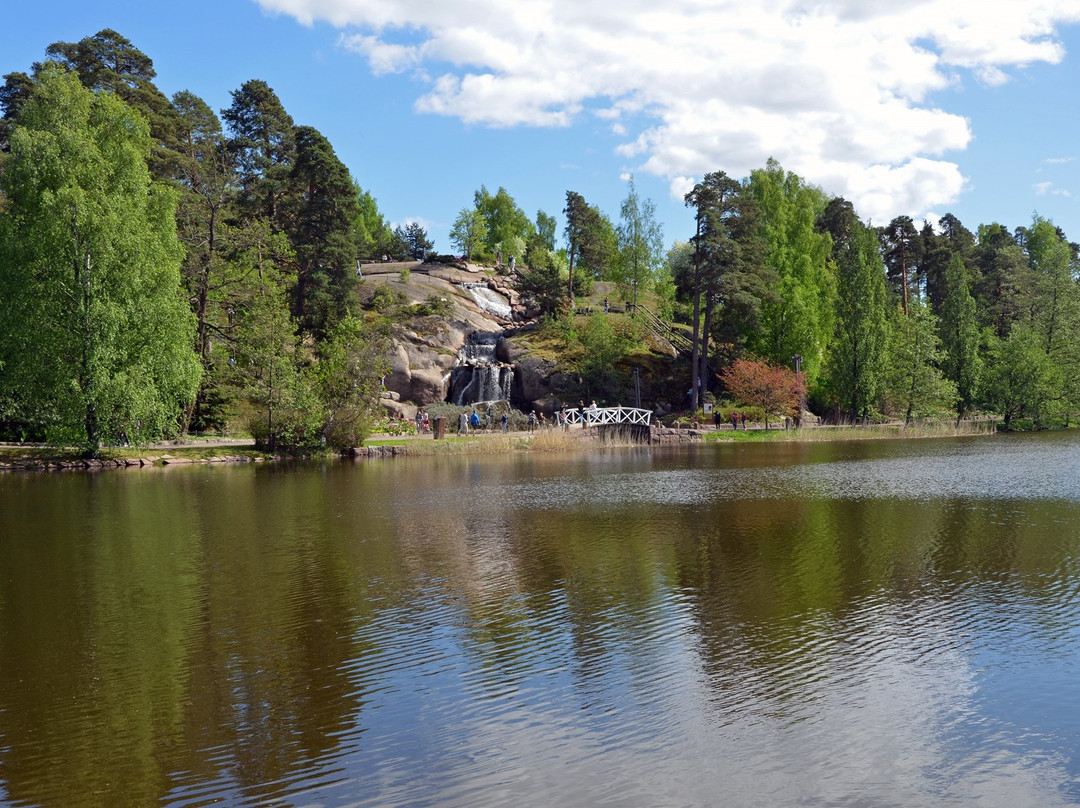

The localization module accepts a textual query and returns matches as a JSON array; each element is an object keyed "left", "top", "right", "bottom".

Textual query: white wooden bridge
[{"left": 563, "top": 406, "right": 652, "bottom": 426}]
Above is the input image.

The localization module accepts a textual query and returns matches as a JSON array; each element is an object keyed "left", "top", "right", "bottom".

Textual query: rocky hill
[{"left": 358, "top": 261, "right": 684, "bottom": 418}]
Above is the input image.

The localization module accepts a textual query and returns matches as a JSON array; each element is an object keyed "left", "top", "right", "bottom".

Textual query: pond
[{"left": 2, "top": 431, "right": 1080, "bottom": 807}]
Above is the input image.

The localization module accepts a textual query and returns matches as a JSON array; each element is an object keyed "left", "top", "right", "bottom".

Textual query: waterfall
[
  {"left": 461, "top": 283, "right": 512, "bottom": 319},
  {"left": 448, "top": 332, "right": 513, "bottom": 406}
]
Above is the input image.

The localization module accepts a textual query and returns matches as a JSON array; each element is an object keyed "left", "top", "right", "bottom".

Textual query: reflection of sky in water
[
  {"left": 7, "top": 433, "right": 1080, "bottom": 807},
  {"left": 459, "top": 433, "right": 1080, "bottom": 509}
]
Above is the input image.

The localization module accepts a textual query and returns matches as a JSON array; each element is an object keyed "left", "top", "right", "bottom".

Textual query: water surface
[{"left": 3, "top": 431, "right": 1080, "bottom": 806}]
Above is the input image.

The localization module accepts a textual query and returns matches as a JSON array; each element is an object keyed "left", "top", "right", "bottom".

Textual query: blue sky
[{"left": 6, "top": 0, "right": 1080, "bottom": 253}]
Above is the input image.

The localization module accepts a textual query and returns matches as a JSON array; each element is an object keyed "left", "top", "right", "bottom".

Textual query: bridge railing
[{"left": 563, "top": 407, "right": 651, "bottom": 426}]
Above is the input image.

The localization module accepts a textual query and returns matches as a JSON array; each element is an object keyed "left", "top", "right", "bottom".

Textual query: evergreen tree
[
  {"left": 221, "top": 79, "right": 294, "bottom": 223},
  {"left": 939, "top": 254, "right": 982, "bottom": 421},
  {"left": 394, "top": 221, "right": 433, "bottom": 259},
  {"left": 879, "top": 215, "right": 922, "bottom": 315},
  {"left": 39, "top": 29, "right": 181, "bottom": 178},
  {"left": 0, "top": 69, "right": 200, "bottom": 454},
  {"left": 974, "top": 223, "right": 1028, "bottom": 339},
  {"left": 283, "top": 125, "right": 359, "bottom": 335}
]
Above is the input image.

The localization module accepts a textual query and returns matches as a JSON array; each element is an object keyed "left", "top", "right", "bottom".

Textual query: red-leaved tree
[{"left": 721, "top": 359, "right": 804, "bottom": 429}]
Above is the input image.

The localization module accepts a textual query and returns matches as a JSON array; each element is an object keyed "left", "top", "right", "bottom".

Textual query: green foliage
[
  {"left": 745, "top": 159, "right": 835, "bottom": 387},
  {"left": 520, "top": 241, "right": 568, "bottom": 316},
  {"left": 395, "top": 221, "right": 433, "bottom": 259},
  {"left": 412, "top": 294, "right": 453, "bottom": 318},
  {"left": 316, "top": 314, "right": 391, "bottom": 448},
  {"left": 474, "top": 185, "right": 534, "bottom": 256},
  {"left": 939, "top": 254, "right": 982, "bottom": 419},
  {"left": 0, "top": 68, "right": 201, "bottom": 455},
  {"left": 369, "top": 284, "right": 405, "bottom": 313},
  {"left": 883, "top": 302, "right": 956, "bottom": 423},
  {"left": 982, "top": 324, "right": 1060, "bottom": 428},
  {"left": 221, "top": 78, "right": 294, "bottom": 222},
  {"left": 449, "top": 207, "right": 487, "bottom": 258},
  {"left": 284, "top": 125, "right": 360, "bottom": 336},
  {"left": 614, "top": 175, "right": 664, "bottom": 308},
  {"left": 823, "top": 201, "right": 887, "bottom": 420}
]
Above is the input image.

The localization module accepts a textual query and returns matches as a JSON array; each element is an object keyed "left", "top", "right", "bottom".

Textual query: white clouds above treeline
[{"left": 257, "top": 0, "right": 1080, "bottom": 222}]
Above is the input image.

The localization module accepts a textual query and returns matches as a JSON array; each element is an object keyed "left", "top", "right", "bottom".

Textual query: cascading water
[
  {"left": 461, "top": 283, "right": 512, "bottom": 320},
  {"left": 448, "top": 331, "right": 514, "bottom": 406}
]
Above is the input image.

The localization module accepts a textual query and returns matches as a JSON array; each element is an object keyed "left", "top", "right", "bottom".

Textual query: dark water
[{"left": 3, "top": 431, "right": 1080, "bottom": 807}]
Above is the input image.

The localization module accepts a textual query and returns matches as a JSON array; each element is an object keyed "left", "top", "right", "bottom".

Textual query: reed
[{"left": 752, "top": 420, "right": 997, "bottom": 442}]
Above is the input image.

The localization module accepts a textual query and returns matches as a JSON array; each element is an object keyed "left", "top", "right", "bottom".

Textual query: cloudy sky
[{"left": 6, "top": 0, "right": 1080, "bottom": 251}]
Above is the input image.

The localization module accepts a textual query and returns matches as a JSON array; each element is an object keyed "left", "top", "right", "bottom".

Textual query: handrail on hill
[{"left": 631, "top": 305, "right": 692, "bottom": 354}]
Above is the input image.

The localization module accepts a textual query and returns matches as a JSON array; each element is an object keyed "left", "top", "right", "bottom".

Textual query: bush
[
  {"left": 412, "top": 294, "right": 454, "bottom": 318},
  {"left": 370, "top": 284, "right": 404, "bottom": 313}
]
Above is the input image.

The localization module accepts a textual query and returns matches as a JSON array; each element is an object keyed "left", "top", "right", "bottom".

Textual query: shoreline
[{"left": 0, "top": 419, "right": 1007, "bottom": 472}]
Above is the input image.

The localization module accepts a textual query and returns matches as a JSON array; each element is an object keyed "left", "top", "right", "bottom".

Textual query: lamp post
[{"left": 792, "top": 354, "right": 803, "bottom": 429}]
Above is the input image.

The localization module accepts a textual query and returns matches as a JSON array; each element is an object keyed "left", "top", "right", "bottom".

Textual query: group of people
[
  {"left": 714, "top": 410, "right": 749, "bottom": 430},
  {"left": 414, "top": 408, "right": 431, "bottom": 433},
  {"left": 457, "top": 410, "right": 486, "bottom": 434}
]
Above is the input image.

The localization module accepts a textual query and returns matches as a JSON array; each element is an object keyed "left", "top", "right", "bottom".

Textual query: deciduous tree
[
  {"left": 0, "top": 69, "right": 200, "bottom": 454},
  {"left": 721, "top": 358, "right": 804, "bottom": 429}
]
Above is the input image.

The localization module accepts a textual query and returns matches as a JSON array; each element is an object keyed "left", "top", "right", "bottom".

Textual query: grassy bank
[
  {"left": 702, "top": 420, "right": 998, "bottom": 443},
  {"left": 364, "top": 428, "right": 639, "bottom": 456}
]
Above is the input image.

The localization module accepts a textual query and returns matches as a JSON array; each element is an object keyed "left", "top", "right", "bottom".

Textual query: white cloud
[
  {"left": 1034, "top": 181, "right": 1072, "bottom": 197},
  {"left": 257, "top": 0, "right": 1080, "bottom": 221}
]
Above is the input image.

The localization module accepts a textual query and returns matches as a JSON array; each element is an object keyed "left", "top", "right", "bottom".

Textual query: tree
[
  {"left": 614, "top": 175, "right": 664, "bottom": 308},
  {"left": 884, "top": 301, "right": 955, "bottom": 424},
  {"left": 473, "top": 185, "right": 534, "bottom": 257},
  {"left": 449, "top": 207, "right": 488, "bottom": 259},
  {"left": 0, "top": 68, "right": 201, "bottom": 454},
  {"left": 920, "top": 213, "right": 975, "bottom": 314},
  {"left": 282, "top": 125, "right": 359, "bottom": 335},
  {"left": 352, "top": 185, "right": 398, "bottom": 259},
  {"left": 172, "top": 89, "right": 240, "bottom": 432},
  {"left": 519, "top": 240, "right": 567, "bottom": 316},
  {"left": 39, "top": 29, "right": 181, "bottom": 178},
  {"left": 394, "top": 221, "right": 433, "bottom": 259},
  {"left": 563, "top": 191, "right": 612, "bottom": 298},
  {"left": 721, "top": 358, "right": 804, "bottom": 429},
  {"left": 231, "top": 278, "right": 307, "bottom": 452},
  {"left": 316, "top": 314, "right": 391, "bottom": 449},
  {"left": 682, "top": 171, "right": 772, "bottom": 409},
  {"left": 939, "top": 254, "right": 982, "bottom": 421},
  {"left": 821, "top": 199, "right": 887, "bottom": 421},
  {"left": 221, "top": 79, "right": 294, "bottom": 223},
  {"left": 974, "top": 225, "right": 1029, "bottom": 339},
  {"left": 879, "top": 215, "right": 923, "bottom": 315},
  {"left": 536, "top": 210, "right": 558, "bottom": 251},
  {"left": 982, "top": 324, "right": 1059, "bottom": 429},
  {"left": 0, "top": 71, "right": 34, "bottom": 150},
  {"left": 745, "top": 159, "right": 835, "bottom": 389}
]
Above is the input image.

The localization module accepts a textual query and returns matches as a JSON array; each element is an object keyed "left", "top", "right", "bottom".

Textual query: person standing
[
  {"left": 731, "top": 410, "right": 739, "bottom": 430},
  {"left": 579, "top": 401, "right": 586, "bottom": 429},
  {"left": 501, "top": 411, "right": 509, "bottom": 432}
]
